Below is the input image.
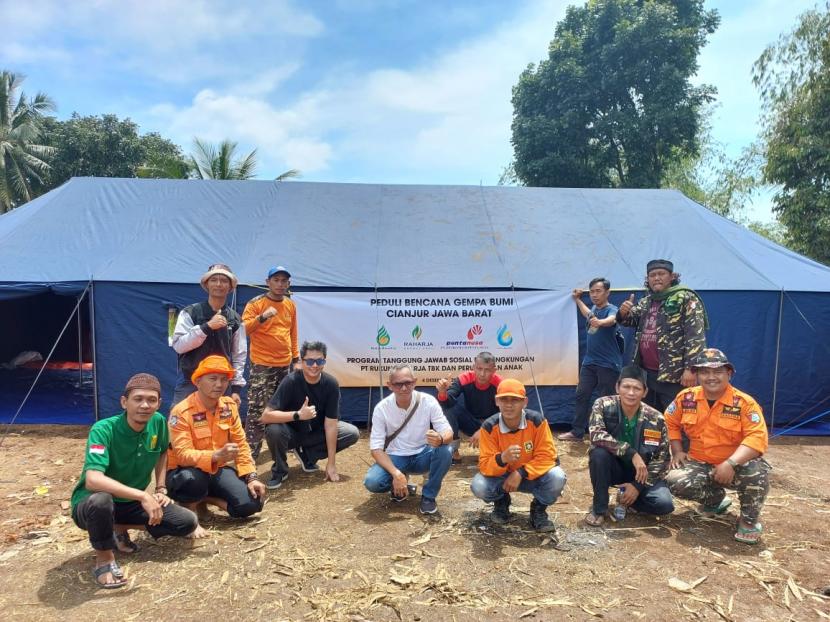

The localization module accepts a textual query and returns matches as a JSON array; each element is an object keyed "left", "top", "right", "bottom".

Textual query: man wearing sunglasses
[
  {"left": 260, "top": 341, "right": 359, "bottom": 489},
  {"left": 364, "top": 365, "right": 454, "bottom": 515}
]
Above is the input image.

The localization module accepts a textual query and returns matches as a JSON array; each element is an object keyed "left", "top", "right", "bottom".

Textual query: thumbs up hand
[
  {"left": 619, "top": 293, "right": 636, "bottom": 318},
  {"left": 298, "top": 396, "right": 316, "bottom": 420}
]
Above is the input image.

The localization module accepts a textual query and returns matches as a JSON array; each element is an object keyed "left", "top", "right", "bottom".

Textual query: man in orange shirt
[
  {"left": 664, "top": 349, "right": 770, "bottom": 544},
  {"left": 470, "top": 379, "right": 566, "bottom": 532},
  {"left": 242, "top": 266, "right": 299, "bottom": 458},
  {"left": 167, "top": 355, "right": 266, "bottom": 537}
]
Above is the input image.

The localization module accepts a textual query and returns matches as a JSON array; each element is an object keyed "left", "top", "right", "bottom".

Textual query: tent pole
[
  {"left": 90, "top": 281, "right": 99, "bottom": 421},
  {"left": 77, "top": 293, "right": 83, "bottom": 387},
  {"left": 770, "top": 289, "right": 784, "bottom": 431}
]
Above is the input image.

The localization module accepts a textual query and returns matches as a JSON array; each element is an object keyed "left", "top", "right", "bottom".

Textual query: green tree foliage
[
  {"left": 189, "top": 138, "right": 257, "bottom": 180},
  {"left": 511, "top": 0, "right": 719, "bottom": 188},
  {"left": 752, "top": 2, "right": 830, "bottom": 264},
  {"left": 0, "top": 71, "right": 56, "bottom": 213},
  {"left": 42, "top": 113, "right": 188, "bottom": 187}
]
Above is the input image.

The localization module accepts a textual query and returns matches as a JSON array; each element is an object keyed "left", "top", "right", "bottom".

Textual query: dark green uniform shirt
[{"left": 71, "top": 412, "right": 168, "bottom": 509}]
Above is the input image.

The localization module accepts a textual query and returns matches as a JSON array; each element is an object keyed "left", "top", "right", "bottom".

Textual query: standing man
[
  {"left": 617, "top": 259, "right": 707, "bottom": 411},
  {"left": 170, "top": 263, "right": 247, "bottom": 408},
  {"left": 584, "top": 366, "right": 673, "bottom": 527},
  {"left": 559, "top": 278, "right": 623, "bottom": 441},
  {"left": 167, "top": 356, "right": 266, "bottom": 535},
  {"left": 664, "top": 349, "right": 770, "bottom": 544},
  {"left": 260, "top": 341, "right": 359, "bottom": 489},
  {"left": 71, "top": 373, "right": 198, "bottom": 589},
  {"left": 242, "top": 265, "right": 299, "bottom": 458},
  {"left": 364, "top": 364, "right": 454, "bottom": 515},
  {"left": 436, "top": 352, "right": 502, "bottom": 462},
  {"left": 471, "top": 379, "right": 566, "bottom": 532}
]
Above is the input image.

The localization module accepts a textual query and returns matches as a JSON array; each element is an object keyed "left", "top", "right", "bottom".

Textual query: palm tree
[
  {"left": 189, "top": 138, "right": 258, "bottom": 180},
  {"left": 0, "top": 71, "right": 56, "bottom": 213}
]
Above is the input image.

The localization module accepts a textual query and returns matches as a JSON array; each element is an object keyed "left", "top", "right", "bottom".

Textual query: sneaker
[
  {"left": 699, "top": 497, "right": 732, "bottom": 517},
  {"left": 491, "top": 493, "right": 511, "bottom": 525},
  {"left": 292, "top": 448, "right": 320, "bottom": 473},
  {"left": 419, "top": 496, "right": 438, "bottom": 515},
  {"left": 557, "top": 431, "right": 583, "bottom": 441},
  {"left": 266, "top": 472, "right": 289, "bottom": 490},
  {"left": 390, "top": 483, "right": 417, "bottom": 502},
  {"left": 529, "top": 499, "right": 557, "bottom": 532}
]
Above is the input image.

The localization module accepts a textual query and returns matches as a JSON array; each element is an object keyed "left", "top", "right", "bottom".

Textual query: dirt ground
[{"left": 0, "top": 426, "right": 827, "bottom": 622}]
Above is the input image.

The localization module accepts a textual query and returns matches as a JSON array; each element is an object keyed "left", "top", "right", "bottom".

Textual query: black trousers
[
  {"left": 167, "top": 466, "right": 263, "bottom": 518},
  {"left": 72, "top": 492, "right": 198, "bottom": 551},
  {"left": 643, "top": 369, "right": 682, "bottom": 413},
  {"left": 588, "top": 448, "right": 674, "bottom": 516},
  {"left": 264, "top": 421, "right": 360, "bottom": 478},
  {"left": 571, "top": 364, "right": 619, "bottom": 436}
]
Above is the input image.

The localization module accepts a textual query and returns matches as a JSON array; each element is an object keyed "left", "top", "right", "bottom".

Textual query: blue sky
[{"left": 2, "top": 0, "right": 820, "bottom": 222}]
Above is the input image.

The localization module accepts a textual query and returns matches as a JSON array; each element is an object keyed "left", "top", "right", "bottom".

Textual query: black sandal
[
  {"left": 92, "top": 562, "right": 127, "bottom": 589},
  {"left": 114, "top": 531, "right": 139, "bottom": 553}
]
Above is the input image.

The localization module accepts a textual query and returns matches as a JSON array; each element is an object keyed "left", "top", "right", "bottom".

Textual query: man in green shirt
[
  {"left": 584, "top": 366, "right": 674, "bottom": 527},
  {"left": 71, "top": 373, "right": 198, "bottom": 588}
]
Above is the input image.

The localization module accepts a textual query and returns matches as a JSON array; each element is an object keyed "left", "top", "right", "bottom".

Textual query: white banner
[{"left": 292, "top": 291, "right": 578, "bottom": 387}]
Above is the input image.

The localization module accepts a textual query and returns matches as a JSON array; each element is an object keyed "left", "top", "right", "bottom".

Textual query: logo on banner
[
  {"left": 466, "top": 324, "right": 483, "bottom": 341},
  {"left": 497, "top": 324, "right": 513, "bottom": 346},
  {"left": 376, "top": 326, "right": 391, "bottom": 346},
  {"left": 411, "top": 325, "right": 423, "bottom": 340},
  {"left": 403, "top": 324, "right": 433, "bottom": 347}
]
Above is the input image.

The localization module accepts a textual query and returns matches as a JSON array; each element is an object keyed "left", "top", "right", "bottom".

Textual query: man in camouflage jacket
[
  {"left": 585, "top": 366, "right": 673, "bottom": 527},
  {"left": 617, "top": 259, "right": 708, "bottom": 411}
]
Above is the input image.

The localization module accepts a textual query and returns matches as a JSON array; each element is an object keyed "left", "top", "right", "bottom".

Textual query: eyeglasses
[
  {"left": 390, "top": 380, "right": 415, "bottom": 390},
  {"left": 303, "top": 358, "right": 326, "bottom": 367}
]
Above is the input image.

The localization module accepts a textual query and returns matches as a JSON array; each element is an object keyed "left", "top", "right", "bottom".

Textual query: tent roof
[{"left": 1, "top": 177, "right": 827, "bottom": 291}]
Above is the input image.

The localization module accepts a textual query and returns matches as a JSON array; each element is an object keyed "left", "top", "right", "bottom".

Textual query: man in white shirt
[{"left": 363, "top": 364, "right": 453, "bottom": 514}]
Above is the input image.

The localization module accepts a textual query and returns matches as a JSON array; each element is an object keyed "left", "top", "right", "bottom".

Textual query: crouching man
[
  {"left": 71, "top": 373, "right": 198, "bottom": 589},
  {"left": 664, "top": 349, "right": 770, "bottom": 544},
  {"left": 471, "top": 379, "right": 566, "bottom": 532},
  {"left": 167, "top": 355, "right": 266, "bottom": 535},
  {"left": 584, "top": 366, "right": 673, "bottom": 527},
  {"left": 363, "top": 365, "right": 453, "bottom": 515}
]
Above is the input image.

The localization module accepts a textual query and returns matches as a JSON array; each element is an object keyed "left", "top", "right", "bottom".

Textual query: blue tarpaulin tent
[{"left": 1, "top": 177, "right": 828, "bottom": 434}]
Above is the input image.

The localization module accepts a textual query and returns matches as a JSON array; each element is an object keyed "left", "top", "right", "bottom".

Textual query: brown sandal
[{"left": 584, "top": 512, "right": 604, "bottom": 527}]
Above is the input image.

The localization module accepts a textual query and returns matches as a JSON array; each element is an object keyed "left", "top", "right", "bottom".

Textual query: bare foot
[{"left": 187, "top": 524, "right": 209, "bottom": 539}]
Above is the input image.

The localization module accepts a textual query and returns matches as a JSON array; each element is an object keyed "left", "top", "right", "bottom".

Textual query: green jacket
[{"left": 617, "top": 288, "right": 707, "bottom": 384}]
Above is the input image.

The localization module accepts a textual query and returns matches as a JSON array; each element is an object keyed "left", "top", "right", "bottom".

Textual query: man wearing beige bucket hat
[{"left": 170, "top": 263, "right": 247, "bottom": 408}]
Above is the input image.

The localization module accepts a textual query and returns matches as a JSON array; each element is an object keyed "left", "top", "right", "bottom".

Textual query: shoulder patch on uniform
[
  {"left": 749, "top": 412, "right": 761, "bottom": 423},
  {"left": 665, "top": 402, "right": 676, "bottom": 415},
  {"left": 169, "top": 415, "right": 178, "bottom": 426},
  {"left": 89, "top": 444, "right": 106, "bottom": 455}
]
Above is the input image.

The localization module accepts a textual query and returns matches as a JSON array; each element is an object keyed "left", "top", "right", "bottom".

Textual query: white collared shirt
[{"left": 369, "top": 391, "right": 451, "bottom": 456}]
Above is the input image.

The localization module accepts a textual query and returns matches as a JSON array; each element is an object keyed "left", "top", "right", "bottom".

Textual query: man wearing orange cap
[
  {"left": 71, "top": 373, "right": 198, "bottom": 588},
  {"left": 471, "top": 379, "right": 566, "bottom": 532},
  {"left": 170, "top": 263, "right": 247, "bottom": 408},
  {"left": 167, "top": 355, "right": 266, "bottom": 535},
  {"left": 664, "top": 349, "right": 770, "bottom": 544}
]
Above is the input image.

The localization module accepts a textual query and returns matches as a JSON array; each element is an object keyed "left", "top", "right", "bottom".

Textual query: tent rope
[
  {"left": 478, "top": 184, "right": 544, "bottom": 415},
  {"left": 0, "top": 281, "right": 92, "bottom": 449}
]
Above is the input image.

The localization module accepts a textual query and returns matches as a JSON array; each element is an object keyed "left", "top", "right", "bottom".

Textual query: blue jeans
[
  {"left": 470, "top": 465, "right": 567, "bottom": 506},
  {"left": 363, "top": 445, "right": 452, "bottom": 500}
]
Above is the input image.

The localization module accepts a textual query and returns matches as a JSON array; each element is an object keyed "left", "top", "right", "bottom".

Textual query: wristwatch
[
  {"left": 726, "top": 458, "right": 740, "bottom": 469},
  {"left": 293, "top": 411, "right": 300, "bottom": 421}
]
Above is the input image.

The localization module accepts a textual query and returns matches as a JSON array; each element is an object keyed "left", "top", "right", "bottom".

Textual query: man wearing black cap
[
  {"left": 170, "top": 263, "right": 247, "bottom": 408},
  {"left": 584, "top": 366, "right": 673, "bottom": 527},
  {"left": 70, "top": 373, "right": 198, "bottom": 588},
  {"left": 241, "top": 266, "right": 299, "bottom": 457},
  {"left": 617, "top": 259, "right": 708, "bottom": 411}
]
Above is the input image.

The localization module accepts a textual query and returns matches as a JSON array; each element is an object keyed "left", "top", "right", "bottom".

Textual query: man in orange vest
[
  {"left": 167, "top": 355, "right": 266, "bottom": 537},
  {"left": 664, "top": 349, "right": 770, "bottom": 544}
]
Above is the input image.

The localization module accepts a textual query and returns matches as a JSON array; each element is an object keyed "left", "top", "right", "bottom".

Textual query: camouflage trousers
[
  {"left": 244, "top": 364, "right": 290, "bottom": 457},
  {"left": 665, "top": 457, "right": 771, "bottom": 523}
]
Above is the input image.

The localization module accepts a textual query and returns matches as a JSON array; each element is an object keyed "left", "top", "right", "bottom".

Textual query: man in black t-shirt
[{"left": 260, "top": 341, "right": 359, "bottom": 489}]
